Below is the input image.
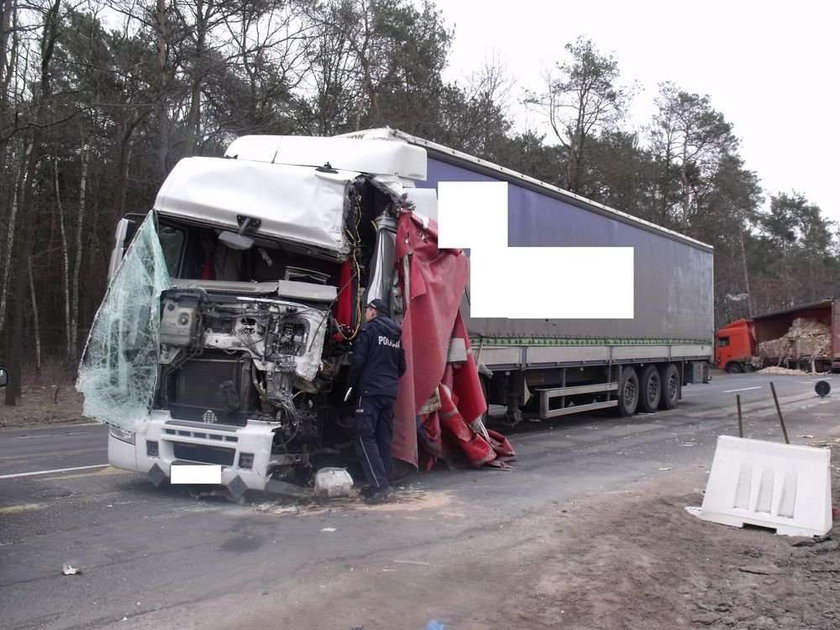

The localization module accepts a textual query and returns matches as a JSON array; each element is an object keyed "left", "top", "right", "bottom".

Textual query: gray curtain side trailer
[{"left": 392, "top": 130, "right": 714, "bottom": 423}]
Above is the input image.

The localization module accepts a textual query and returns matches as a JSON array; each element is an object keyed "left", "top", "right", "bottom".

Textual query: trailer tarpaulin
[{"left": 392, "top": 210, "right": 515, "bottom": 468}]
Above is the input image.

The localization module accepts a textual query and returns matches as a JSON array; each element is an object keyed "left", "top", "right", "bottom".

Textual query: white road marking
[
  {"left": 723, "top": 386, "right": 763, "bottom": 394},
  {"left": 0, "top": 464, "right": 108, "bottom": 480}
]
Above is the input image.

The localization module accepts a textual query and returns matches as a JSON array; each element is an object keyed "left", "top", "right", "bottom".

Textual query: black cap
[{"left": 367, "top": 298, "right": 389, "bottom": 314}]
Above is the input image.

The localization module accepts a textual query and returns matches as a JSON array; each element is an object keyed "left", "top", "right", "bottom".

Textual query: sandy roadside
[
  {"left": 142, "top": 443, "right": 840, "bottom": 630},
  {"left": 0, "top": 381, "right": 84, "bottom": 427}
]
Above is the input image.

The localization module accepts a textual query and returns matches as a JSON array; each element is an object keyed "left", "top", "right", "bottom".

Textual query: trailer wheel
[
  {"left": 639, "top": 365, "right": 661, "bottom": 413},
  {"left": 617, "top": 367, "right": 639, "bottom": 416},
  {"left": 724, "top": 361, "right": 743, "bottom": 374},
  {"left": 658, "top": 363, "right": 680, "bottom": 410}
]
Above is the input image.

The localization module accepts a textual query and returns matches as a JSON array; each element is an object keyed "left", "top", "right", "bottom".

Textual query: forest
[{"left": 1, "top": 0, "right": 837, "bottom": 404}]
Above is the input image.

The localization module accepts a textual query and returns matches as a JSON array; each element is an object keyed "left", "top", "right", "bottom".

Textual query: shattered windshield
[{"left": 76, "top": 213, "right": 173, "bottom": 429}]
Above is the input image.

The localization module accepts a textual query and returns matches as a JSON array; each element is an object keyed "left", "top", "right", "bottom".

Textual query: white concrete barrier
[{"left": 694, "top": 436, "right": 832, "bottom": 537}]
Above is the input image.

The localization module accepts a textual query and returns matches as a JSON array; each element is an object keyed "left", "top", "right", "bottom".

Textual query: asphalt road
[{"left": 1, "top": 372, "right": 839, "bottom": 629}]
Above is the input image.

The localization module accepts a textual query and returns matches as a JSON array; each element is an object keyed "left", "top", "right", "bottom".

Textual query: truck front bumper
[{"left": 108, "top": 411, "right": 287, "bottom": 494}]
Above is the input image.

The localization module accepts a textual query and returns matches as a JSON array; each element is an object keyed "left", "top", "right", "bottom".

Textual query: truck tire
[
  {"left": 638, "top": 365, "right": 661, "bottom": 413},
  {"left": 658, "top": 363, "right": 680, "bottom": 410},
  {"left": 617, "top": 367, "right": 639, "bottom": 416},
  {"left": 724, "top": 362, "right": 743, "bottom": 374}
]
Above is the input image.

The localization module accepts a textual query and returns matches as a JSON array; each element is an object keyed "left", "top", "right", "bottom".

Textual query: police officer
[{"left": 347, "top": 298, "right": 406, "bottom": 504}]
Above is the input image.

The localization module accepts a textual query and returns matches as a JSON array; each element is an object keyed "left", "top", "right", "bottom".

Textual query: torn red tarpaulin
[
  {"left": 419, "top": 333, "right": 514, "bottom": 470},
  {"left": 392, "top": 210, "right": 515, "bottom": 469}
]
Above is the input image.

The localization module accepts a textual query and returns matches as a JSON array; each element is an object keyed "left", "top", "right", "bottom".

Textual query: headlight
[{"left": 109, "top": 426, "right": 135, "bottom": 445}]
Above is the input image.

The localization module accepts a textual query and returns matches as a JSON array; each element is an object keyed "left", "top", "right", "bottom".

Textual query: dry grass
[{"left": 1, "top": 359, "right": 84, "bottom": 427}]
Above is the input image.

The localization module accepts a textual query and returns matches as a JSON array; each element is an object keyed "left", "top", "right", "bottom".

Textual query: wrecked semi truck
[
  {"left": 715, "top": 299, "right": 840, "bottom": 373},
  {"left": 78, "top": 128, "right": 713, "bottom": 495}
]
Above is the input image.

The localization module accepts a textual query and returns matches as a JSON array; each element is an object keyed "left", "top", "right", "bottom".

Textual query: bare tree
[
  {"left": 28, "top": 255, "right": 42, "bottom": 374},
  {"left": 528, "top": 37, "right": 628, "bottom": 193},
  {"left": 650, "top": 82, "right": 737, "bottom": 227},
  {"left": 54, "top": 157, "right": 72, "bottom": 359}
]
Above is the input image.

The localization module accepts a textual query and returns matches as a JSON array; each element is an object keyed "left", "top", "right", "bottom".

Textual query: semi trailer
[{"left": 78, "top": 128, "right": 714, "bottom": 495}]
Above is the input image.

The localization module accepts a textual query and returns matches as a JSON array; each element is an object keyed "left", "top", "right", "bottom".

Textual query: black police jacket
[{"left": 347, "top": 315, "right": 406, "bottom": 398}]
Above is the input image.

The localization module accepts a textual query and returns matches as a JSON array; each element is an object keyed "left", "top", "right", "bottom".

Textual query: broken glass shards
[{"left": 76, "top": 213, "right": 172, "bottom": 429}]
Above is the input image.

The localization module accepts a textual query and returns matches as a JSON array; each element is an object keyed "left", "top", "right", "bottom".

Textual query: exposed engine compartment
[{"left": 157, "top": 287, "right": 340, "bottom": 453}]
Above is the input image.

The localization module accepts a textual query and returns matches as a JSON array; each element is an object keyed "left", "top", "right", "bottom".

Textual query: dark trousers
[{"left": 353, "top": 395, "right": 394, "bottom": 489}]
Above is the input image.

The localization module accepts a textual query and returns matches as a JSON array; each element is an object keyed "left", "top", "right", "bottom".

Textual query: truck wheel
[
  {"left": 658, "top": 363, "right": 680, "bottom": 410},
  {"left": 617, "top": 367, "right": 639, "bottom": 416},
  {"left": 639, "top": 365, "right": 661, "bottom": 413},
  {"left": 724, "top": 362, "right": 743, "bottom": 374}
]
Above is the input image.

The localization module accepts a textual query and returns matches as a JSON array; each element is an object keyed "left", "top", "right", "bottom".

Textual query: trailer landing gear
[{"left": 502, "top": 406, "right": 523, "bottom": 427}]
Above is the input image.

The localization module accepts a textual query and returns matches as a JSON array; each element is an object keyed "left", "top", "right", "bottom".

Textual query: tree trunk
[
  {"left": 184, "top": 0, "right": 208, "bottom": 155},
  {"left": 738, "top": 220, "right": 752, "bottom": 318},
  {"left": 155, "top": 0, "right": 170, "bottom": 178},
  {"left": 0, "top": 0, "right": 12, "bottom": 100},
  {"left": 70, "top": 139, "right": 89, "bottom": 360},
  {"left": 4, "top": 139, "right": 38, "bottom": 406},
  {"left": 116, "top": 117, "right": 140, "bottom": 216},
  {"left": 28, "top": 256, "right": 42, "bottom": 376},
  {"left": 185, "top": 79, "right": 202, "bottom": 155},
  {"left": 0, "top": 141, "right": 31, "bottom": 336},
  {"left": 55, "top": 158, "right": 72, "bottom": 359}
]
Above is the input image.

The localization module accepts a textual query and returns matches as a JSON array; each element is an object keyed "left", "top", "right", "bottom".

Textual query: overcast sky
[{"left": 435, "top": 0, "right": 839, "bottom": 221}]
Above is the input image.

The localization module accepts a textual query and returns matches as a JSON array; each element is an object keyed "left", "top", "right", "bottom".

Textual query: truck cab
[
  {"left": 715, "top": 318, "right": 754, "bottom": 373},
  {"left": 80, "top": 135, "right": 435, "bottom": 497}
]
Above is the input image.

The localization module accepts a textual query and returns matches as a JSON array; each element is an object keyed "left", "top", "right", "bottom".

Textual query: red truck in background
[{"left": 715, "top": 299, "right": 840, "bottom": 373}]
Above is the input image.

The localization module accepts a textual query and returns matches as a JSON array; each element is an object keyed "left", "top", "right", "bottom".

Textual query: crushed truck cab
[{"left": 80, "top": 136, "right": 436, "bottom": 495}]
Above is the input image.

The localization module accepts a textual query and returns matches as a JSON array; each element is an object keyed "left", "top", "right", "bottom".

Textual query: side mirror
[
  {"left": 218, "top": 216, "right": 259, "bottom": 251},
  {"left": 218, "top": 231, "right": 254, "bottom": 251},
  {"left": 0, "top": 367, "right": 7, "bottom": 388}
]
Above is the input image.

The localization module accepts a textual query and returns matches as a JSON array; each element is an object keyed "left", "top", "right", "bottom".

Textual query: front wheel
[
  {"left": 617, "top": 366, "right": 639, "bottom": 417},
  {"left": 724, "top": 362, "right": 744, "bottom": 374}
]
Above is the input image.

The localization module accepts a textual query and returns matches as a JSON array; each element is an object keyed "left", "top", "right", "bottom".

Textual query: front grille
[
  {"left": 163, "top": 428, "right": 238, "bottom": 442},
  {"left": 166, "top": 351, "right": 254, "bottom": 426},
  {"left": 172, "top": 442, "right": 235, "bottom": 466}
]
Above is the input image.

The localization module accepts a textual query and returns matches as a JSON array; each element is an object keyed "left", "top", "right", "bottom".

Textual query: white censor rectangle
[
  {"left": 438, "top": 182, "right": 634, "bottom": 319},
  {"left": 170, "top": 464, "right": 222, "bottom": 485}
]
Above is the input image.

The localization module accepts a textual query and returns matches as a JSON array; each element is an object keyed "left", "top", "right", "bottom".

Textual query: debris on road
[
  {"left": 62, "top": 564, "right": 82, "bottom": 576},
  {"left": 314, "top": 468, "right": 354, "bottom": 498},
  {"left": 252, "top": 503, "right": 300, "bottom": 515},
  {"left": 737, "top": 565, "right": 782, "bottom": 575},
  {"left": 758, "top": 366, "right": 807, "bottom": 375},
  {"left": 321, "top": 527, "right": 337, "bottom": 533},
  {"left": 658, "top": 467, "right": 672, "bottom": 471}
]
